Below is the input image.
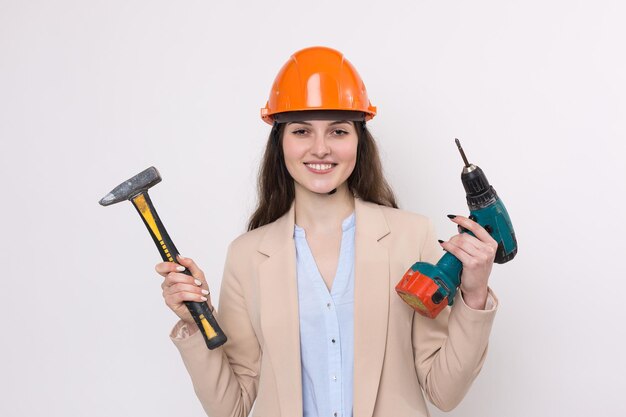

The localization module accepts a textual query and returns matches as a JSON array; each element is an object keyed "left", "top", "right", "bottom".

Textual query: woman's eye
[
  {"left": 292, "top": 129, "right": 308, "bottom": 135},
  {"left": 333, "top": 129, "right": 349, "bottom": 136}
]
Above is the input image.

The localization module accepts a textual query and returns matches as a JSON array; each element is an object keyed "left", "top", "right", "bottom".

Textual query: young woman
[{"left": 155, "top": 46, "right": 498, "bottom": 417}]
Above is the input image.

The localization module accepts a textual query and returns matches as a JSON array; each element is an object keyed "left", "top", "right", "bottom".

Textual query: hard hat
[{"left": 261, "top": 46, "right": 377, "bottom": 125}]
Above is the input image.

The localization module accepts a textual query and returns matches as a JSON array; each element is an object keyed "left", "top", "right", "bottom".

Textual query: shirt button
[
  {"left": 331, "top": 339, "right": 336, "bottom": 343},
  {"left": 326, "top": 302, "right": 331, "bottom": 309},
  {"left": 332, "top": 375, "right": 337, "bottom": 381},
  {"left": 334, "top": 413, "right": 338, "bottom": 417}
]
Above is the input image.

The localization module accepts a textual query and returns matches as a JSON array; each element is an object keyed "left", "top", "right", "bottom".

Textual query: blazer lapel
[
  {"left": 353, "top": 198, "right": 390, "bottom": 417},
  {"left": 257, "top": 203, "right": 303, "bottom": 417}
]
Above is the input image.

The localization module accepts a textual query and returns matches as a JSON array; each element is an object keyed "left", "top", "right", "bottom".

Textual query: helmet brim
[{"left": 272, "top": 110, "right": 366, "bottom": 124}]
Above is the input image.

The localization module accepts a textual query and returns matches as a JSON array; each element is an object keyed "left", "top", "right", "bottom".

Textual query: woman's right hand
[{"left": 155, "top": 254, "right": 212, "bottom": 327}]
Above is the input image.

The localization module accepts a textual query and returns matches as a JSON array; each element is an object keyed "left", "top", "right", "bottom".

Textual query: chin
[
  {"left": 310, "top": 181, "right": 348, "bottom": 195},
  {"left": 297, "top": 180, "right": 343, "bottom": 195}
]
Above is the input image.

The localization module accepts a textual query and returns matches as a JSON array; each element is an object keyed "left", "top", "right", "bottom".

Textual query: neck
[{"left": 294, "top": 183, "right": 355, "bottom": 234}]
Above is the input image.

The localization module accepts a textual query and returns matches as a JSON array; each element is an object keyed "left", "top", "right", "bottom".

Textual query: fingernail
[
  {"left": 201, "top": 289, "right": 209, "bottom": 295},
  {"left": 201, "top": 296, "right": 208, "bottom": 301},
  {"left": 176, "top": 266, "right": 186, "bottom": 272},
  {"left": 194, "top": 279, "right": 202, "bottom": 286},
  {"left": 447, "top": 214, "right": 457, "bottom": 219},
  {"left": 438, "top": 239, "right": 444, "bottom": 244},
  {"left": 177, "top": 254, "right": 185, "bottom": 260}
]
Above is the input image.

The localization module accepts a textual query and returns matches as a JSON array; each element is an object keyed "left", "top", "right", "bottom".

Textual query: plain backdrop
[{"left": 1, "top": 1, "right": 625, "bottom": 416}]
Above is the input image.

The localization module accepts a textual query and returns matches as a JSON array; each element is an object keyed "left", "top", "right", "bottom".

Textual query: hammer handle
[{"left": 131, "top": 192, "right": 227, "bottom": 350}]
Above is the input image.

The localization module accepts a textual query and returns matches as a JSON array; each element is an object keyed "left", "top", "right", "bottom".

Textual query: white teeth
[{"left": 306, "top": 163, "right": 333, "bottom": 170}]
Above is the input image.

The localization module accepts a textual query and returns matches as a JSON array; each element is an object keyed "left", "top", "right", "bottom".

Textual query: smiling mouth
[{"left": 304, "top": 163, "right": 336, "bottom": 171}]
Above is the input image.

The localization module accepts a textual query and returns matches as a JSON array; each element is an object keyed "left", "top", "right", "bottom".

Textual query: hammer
[{"left": 99, "top": 166, "right": 227, "bottom": 350}]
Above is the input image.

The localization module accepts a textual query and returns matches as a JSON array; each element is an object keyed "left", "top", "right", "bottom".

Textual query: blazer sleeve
[
  {"left": 170, "top": 242, "right": 261, "bottom": 417},
  {"left": 411, "top": 219, "right": 498, "bottom": 412}
]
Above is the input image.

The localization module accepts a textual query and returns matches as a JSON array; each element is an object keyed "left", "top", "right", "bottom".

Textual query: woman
[{"left": 155, "top": 46, "right": 498, "bottom": 417}]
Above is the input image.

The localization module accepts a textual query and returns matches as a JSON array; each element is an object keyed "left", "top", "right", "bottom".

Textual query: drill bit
[{"left": 455, "top": 138, "right": 471, "bottom": 168}]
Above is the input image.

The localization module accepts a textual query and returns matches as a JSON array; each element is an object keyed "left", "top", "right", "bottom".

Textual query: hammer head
[{"left": 99, "top": 166, "right": 162, "bottom": 206}]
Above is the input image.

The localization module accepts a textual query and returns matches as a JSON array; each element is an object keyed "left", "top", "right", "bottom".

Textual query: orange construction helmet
[{"left": 261, "top": 46, "right": 377, "bottom": 125}]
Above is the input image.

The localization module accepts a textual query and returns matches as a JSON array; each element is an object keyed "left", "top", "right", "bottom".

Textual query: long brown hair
[{"left": 247, "top": 121, "right": 397, "bottom": 231}]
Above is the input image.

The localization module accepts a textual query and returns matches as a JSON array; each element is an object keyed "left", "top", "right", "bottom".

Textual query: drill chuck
[{"left": 462, "top": 164, "right": 498, "bottom": 211}]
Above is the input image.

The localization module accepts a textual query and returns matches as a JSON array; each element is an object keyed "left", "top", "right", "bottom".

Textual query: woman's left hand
[{"left": 438, "top": 215, "right": 498, "bottom": 310}]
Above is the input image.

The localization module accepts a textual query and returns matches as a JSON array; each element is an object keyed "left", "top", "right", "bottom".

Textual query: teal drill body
[{"left": 410, "top": 196, "right": 517, "bottom": 307}]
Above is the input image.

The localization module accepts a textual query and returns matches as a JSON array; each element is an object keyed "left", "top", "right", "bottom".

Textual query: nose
[{"left": 311, "top": 133, "right": 331, "bottom": 158}]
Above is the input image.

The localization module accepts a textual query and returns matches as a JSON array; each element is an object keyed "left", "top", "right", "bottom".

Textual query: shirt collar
[{"left": 294, "top": 211, "right": 355, "bottom": 237}]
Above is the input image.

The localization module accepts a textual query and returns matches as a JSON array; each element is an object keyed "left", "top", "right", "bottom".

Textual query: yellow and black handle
[{"left": 131, "top": 191, "right": 227, "bottom": 350}]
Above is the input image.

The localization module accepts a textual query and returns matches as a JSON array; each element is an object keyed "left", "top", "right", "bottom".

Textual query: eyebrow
[{"left": 287, "top": 120, "right": 351, "bottom": 126}]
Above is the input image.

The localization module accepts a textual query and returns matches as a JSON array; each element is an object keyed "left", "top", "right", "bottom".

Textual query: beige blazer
[{"left": 171, "top": 198, "right": 498, "bottom": 417}]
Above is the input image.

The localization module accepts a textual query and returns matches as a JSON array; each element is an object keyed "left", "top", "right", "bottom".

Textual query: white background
[{"left": 1, "top": 1, "right": 625, "bottom": 416}]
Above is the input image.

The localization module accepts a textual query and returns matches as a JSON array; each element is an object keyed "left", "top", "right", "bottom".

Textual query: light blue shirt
[{"left": 295, "top": 212, "right": 355, "bottom": 417}]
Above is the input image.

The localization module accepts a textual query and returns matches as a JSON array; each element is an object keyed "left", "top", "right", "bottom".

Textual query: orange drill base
[{"left": 395, "top": 267, "right": 448, "bottom": 319}]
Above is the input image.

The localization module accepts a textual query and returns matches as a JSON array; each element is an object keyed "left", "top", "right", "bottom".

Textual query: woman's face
[{"left": 282, "top": 119, "right": 358, "bottom": 195}]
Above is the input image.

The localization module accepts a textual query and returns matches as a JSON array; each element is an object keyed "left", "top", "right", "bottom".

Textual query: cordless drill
[{"left": 395, "top": 139, "right": 517, "bottom": 318}]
